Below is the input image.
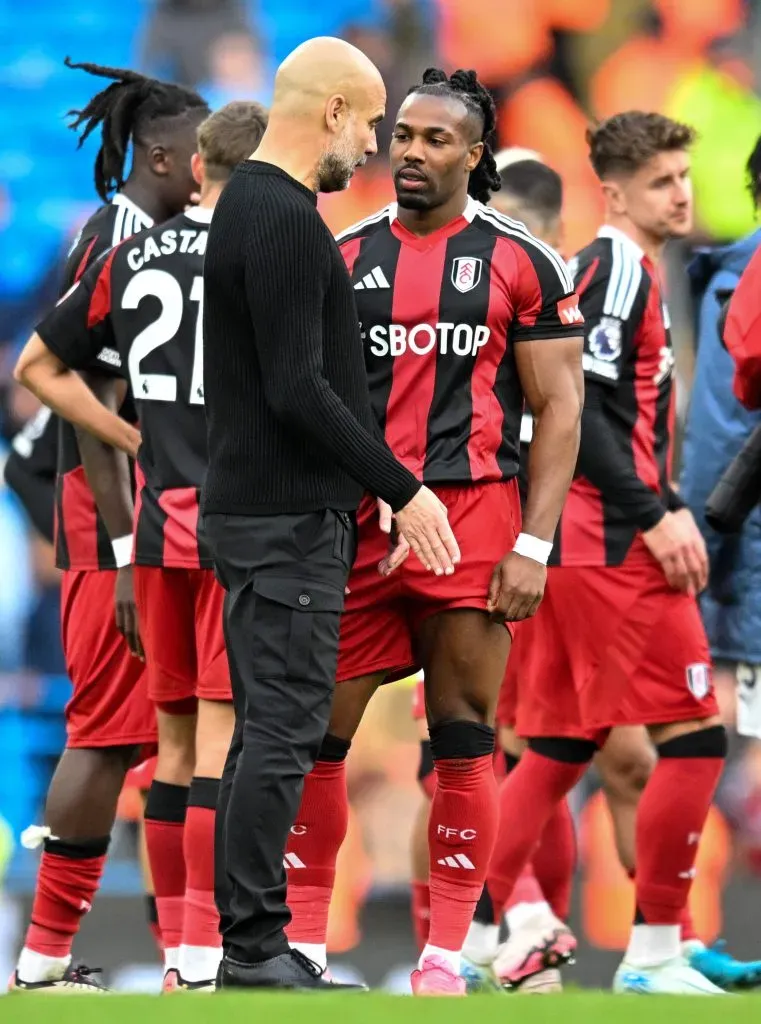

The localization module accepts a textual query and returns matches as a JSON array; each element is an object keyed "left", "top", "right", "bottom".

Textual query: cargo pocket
[{"left": 251, "top": 576, "right": 346, "bottom": 684}]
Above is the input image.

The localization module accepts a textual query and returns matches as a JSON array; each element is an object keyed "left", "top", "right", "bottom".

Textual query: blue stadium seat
[{"left": 0, "top": 1, "right": 140, "bottom": 300}]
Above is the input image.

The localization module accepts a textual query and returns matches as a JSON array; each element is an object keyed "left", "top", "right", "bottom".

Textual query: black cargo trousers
[{"left": 201, "top": 508, "right": 356, "bottom": 965}]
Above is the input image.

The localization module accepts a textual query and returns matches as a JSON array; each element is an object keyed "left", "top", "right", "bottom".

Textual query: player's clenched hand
[
  {"left": 115, "top": 565, "right": 144, "bottom": 661},
  {"left": 394, "top": 486, "right": 460, "bottom": 576},
  {"left": 487, "top": 551, "right": 546, "bottom": 623},
  {"left": 642, "top": 510, "right": 707, "bottom": 596}
]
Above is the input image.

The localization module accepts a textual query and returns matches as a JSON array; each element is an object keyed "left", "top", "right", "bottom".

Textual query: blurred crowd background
[{"left": 2, "top": 0, "right": 761, "bottom": 989}]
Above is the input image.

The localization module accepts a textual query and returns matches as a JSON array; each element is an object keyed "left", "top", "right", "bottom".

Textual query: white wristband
[
  {"left": 512, "top": 532, "right": 553, "bottom": 565},
  {"left": 111, "top": 534, "right": 133, "bottom": 568}
]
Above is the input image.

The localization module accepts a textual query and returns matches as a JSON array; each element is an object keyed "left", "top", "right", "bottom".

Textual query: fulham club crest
[
  {"left": 452, "top": 257, "right": 482, "bottom": 294},
  {"left": 686, "top": 663, "right": 712, "bottom": 700}
]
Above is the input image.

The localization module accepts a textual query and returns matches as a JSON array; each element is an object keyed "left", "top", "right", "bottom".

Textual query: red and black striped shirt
[
  {"left": 552, "top": 225, "right": 676, "bottom": 567},
  {"left": 53, "top": 194, "right": 153, "bottom": 571},
  {"left": 37, "top": 208, "right": 212, "bottom": 570},
  {"left": 337, "top": 196, "right": 580, "bottom": 485}
]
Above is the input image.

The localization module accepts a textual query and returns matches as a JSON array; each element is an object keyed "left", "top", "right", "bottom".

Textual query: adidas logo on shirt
[
  {"left": 354, "top": 266, "right": 390, "bottom": 290},
  {"left": 437, "top": 854, "right": 475, "bottom": 870}
]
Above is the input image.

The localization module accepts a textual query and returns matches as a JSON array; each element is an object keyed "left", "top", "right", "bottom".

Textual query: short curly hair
[{"left": 587, "top": 111, "right": 697, "bottom": 180}]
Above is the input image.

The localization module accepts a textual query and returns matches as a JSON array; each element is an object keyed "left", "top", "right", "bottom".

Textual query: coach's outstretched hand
[
  {"left": 115, "top": 565, "right": 145, "bottom": 661},
  {"left": 643, "top": 508, "right": 708, "bottom": 596},
  {"left": 487, "top": 551, "right": 546, "bottom": 622},
  {"left": 394, "top": 487, "right": 460, "bottom": 576}
]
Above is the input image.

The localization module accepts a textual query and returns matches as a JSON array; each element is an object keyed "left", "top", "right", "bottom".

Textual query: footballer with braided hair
[
  {"left": 401, "top": 67, "right": 501, "bottom": 205},
  {"left": 282, "top": 67, "right": 584, "bottom": 996},
  {"left": 65, "top": 57, "right": 209, "bottom": 218},
  {"left": 9, "top": 61, "right": 208, "bottom": 993}
]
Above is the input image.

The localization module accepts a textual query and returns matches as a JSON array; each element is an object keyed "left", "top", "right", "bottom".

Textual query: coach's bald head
[{"left": 254, "top": 37, "right": 386, "bottom": 193}]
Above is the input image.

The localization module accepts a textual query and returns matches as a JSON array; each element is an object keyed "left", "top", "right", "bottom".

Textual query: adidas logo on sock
[
  {"left": 283, "top": 853, "right": 306, "bottom": 869},
  {"left": 354, "top": 266, "right": 390, "bottom": 290},
  {"left": 437, "top": 854, "right": 475, "bottom": 870}
]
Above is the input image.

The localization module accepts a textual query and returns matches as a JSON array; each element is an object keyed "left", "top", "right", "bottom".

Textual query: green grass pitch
[{"left": 3, "top": 993, "right": 761, "bottom": 1023}]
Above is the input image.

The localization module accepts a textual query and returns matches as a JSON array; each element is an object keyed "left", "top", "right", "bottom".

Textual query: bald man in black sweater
[{"left": 202, "top": 36, "right": 459, "bottom": 990}]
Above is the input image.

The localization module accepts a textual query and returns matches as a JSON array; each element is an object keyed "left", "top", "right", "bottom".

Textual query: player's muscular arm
[
  {"left": 516, "top": 336, "right": 584, "bottom": 541},
  {"left": 487, "top": 336, "right": 583, "bottom": 623},
  {"left": 14, "top": 334, "right": 141, "bottom": 457},
  {"left": 76, "top": 370, "right": 143, "bottom": 659}
]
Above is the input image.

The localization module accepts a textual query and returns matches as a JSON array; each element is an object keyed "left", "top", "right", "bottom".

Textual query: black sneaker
[
  {"left": 9, "top": 963, "right": 108, "bottom": 993},
  {"left": 217, "top": 949, "right": 367, "bottom": 991}
]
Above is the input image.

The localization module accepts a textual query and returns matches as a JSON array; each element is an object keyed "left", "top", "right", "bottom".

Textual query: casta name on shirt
[{"left": 127, "top": 227, "right": 208, "bottom": 272}]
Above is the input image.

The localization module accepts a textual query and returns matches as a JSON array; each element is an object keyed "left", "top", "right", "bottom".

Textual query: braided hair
[
  {"left": 64, "top": 58, "right": 209, "bottom": 202},
  {"left": 406, "top": 68, "right": 500, "bottom": 204}
]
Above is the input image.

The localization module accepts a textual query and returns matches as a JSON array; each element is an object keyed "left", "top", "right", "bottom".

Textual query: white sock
[
  {"left": 164, "top": 946, "right": 180, "bottom": 972},
  {"left": 17, "top": 948, "right": 70, "bottom": 984},
  {"left": 178, "top": 944, "right": 222, "bottom": 983},
  {"left": 462, "top": 921, "right": 499, "bottom": 965},
  {"left": 625, "top": 924, "right": 680, "bottom": 967},
  {"left": 505, "top": 900, "right": 552, "bottom": 934},
  {"left": 420, "top": 943, "right": 461, "bottom": 975},
  {"left": 290, "top": 942, "right": 327, "bottom": 971}
]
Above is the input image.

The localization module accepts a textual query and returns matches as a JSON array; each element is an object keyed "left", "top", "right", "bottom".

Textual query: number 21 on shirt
[{"left": 122, "top": 268, "right": 204, "bottom": 404}]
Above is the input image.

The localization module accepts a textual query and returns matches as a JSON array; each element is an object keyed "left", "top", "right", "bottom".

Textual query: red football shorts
[
  {"left": 337, "top": 481, "right": 521, "bottom": 683},
  {"left": 133, "top": 566, "right": 231, "bottom": 706},
  {"left": 61, "top": 569, "right": 156, "bottom": 747},
  {"left": 514, "top": 542, "right": 719, "bottom": 739}
]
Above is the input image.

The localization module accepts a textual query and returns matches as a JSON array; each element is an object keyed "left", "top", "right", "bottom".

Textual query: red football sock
[
  {"left": 183, "top": 778, "right": 221, "bottom": 950},
  {"left": 636, "top": 755, "right": 723, "bottom": 924},
  {"left": 679, "top": 904, "right": 699, "bottom": 942},
  {"left": 531, "top": 798, "right": 576, "bottom": 921},
  {"left": 410, "top": 880, "right": 430, "bottom": 951},
  {"left": 144, "top": 781, "right": 188, "bottom": 958},
  {"left": 24, "top": 837, "right": 109, "bottom": 957},
  {"left": 427, "top": 753, "right": 498, "bottom": 952},
  {"left": 488, "top": 750, "right": 587, "bottom": 920},
  {"left": 285, "top": 757, "right": 349, "bottom": 945},
  {"left": 503, "top": 861, "right": 545, "bottom": 914}
]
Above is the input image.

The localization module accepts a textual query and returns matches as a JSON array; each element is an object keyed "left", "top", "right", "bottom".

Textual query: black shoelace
[
  {"left": 68, "top": 964, "right": 105, "bottom": 983},
  {"left": 290, "top": 949, "right": 325, "bottom": 978}
]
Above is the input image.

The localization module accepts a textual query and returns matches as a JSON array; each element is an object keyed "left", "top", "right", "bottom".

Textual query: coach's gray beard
[{"left": 317, "top": 148, "right": 354, "bottom": 194}]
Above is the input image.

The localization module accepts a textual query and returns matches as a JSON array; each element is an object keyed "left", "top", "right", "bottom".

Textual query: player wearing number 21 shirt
[
  {"left": 12, "top": 100, "right": 271, "bottom": 991},
  {"left": 33, "top": 207, "right": 222, "bottom": 659}
]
